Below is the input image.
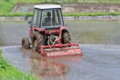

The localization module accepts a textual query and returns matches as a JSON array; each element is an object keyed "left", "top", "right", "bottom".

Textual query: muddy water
[
  {"left": 0, "top": 21, "right": 29, "bottom": 46},
  {"left": 0, "top": 21, "right": 120, "bottom": 80},
  {"left": 1, "top": 45, "right": 120, "bottom": 80},
  {"left": 67, "top": 20, "right": 120, "bottom": 45},
  {"left": 0, "top": 21, "right": 120, "bottom": 46}
]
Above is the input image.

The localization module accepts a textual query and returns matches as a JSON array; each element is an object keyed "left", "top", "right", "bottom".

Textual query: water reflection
[
  {"left": 31, "top": 58, "right": 69, "bottom": 80},
  {"left": 22, "top": 49, "right": 69, "bottom": 80},
  {"left": 21, "top": 49, "right": 82, "bottom": 80}
]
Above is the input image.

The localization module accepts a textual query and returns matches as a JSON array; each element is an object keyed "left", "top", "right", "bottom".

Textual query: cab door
[{"left": 29, "top": 9, "right": 41, "bottom": 38}]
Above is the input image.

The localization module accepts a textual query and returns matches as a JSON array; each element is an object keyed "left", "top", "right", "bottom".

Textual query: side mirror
[{"left": 24, "top": 14, "right": 28, "bottom": 20}]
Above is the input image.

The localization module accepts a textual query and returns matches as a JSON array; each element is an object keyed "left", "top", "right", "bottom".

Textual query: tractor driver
[{"left": 44, "top": 12, "right": 56, "bottom": 26}]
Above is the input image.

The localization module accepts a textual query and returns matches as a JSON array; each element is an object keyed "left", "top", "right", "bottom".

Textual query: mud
[{"left": 0, "top": 21, "right": 120, "bottom": 80}]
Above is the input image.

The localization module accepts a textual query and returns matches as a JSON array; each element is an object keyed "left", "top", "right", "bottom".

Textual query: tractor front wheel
[
  {"left": 22, "top": 38, "right": 30, "bottom": 49},
  {"left": 32, "top": 31, "right": 44, "bottom": 53}
]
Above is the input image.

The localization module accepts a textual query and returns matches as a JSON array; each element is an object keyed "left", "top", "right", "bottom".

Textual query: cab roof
[{"left": 34, "top": 4, "right": 61, "bottom": 9}]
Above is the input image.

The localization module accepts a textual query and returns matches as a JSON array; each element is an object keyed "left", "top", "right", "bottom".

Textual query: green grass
[
  {"left": 0, "top": 12, "right": 33, "bottom": 17},
  {"left": 0, "top": 50, "right": 38, "bottom": 80}
]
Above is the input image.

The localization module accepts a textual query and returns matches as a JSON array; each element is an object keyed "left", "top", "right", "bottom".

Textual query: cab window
[
  {"left": 41, "top": 9, "right": 63, "bottom": 27},
  {"left": 32, "top": 9, "right": 38, "bottom": 26}
]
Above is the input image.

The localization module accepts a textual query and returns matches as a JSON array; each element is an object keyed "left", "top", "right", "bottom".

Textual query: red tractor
[{"left": 22, "top": 4, "right": 82, "bottom": 57}]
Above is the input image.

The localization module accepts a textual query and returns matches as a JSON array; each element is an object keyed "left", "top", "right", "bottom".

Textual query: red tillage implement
[{"left": 41, "top": 43, "right": 82, "bottom": 58}]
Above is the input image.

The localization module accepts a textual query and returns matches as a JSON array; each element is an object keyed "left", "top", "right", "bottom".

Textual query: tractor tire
[
  {"left": 63, "top": 31, "right": 71, "bottom": 44},
  {"left": 22, "top": 38, "right": 30, "bottom": 49},
  {"left": 32, "top": 31, "right": 44, "bottom": 53}
]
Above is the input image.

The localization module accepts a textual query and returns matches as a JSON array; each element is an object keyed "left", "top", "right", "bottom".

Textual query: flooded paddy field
[
  {"left": 0, "top": 21, "right": 120, "bottom": 46},
  {"left": 0, "top": 20, "right": 120, "bottom": 80}
]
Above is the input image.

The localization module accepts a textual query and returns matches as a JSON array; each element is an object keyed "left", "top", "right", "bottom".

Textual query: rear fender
[
  {"left": 29, "top": 27, "right": 45, "bottom": 37},
  {"left": 34, "top": 27, "right": 45, "bottom": 32},
  {"left": 60, "top": 26, "right": 68, "bottom": 43},
  {"left": 29, "top": 26, "right": 46, "bottom": 39},
  {"left": 60, "top": 26, "right": 68, "bottom": 38},
  {"left": 34, "top": 27, "right": 46, "bottom": 37}
]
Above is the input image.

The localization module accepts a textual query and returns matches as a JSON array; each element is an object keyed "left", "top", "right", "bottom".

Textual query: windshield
[{"left": 41, "top": 9, "right": 63, "bottom": 27}]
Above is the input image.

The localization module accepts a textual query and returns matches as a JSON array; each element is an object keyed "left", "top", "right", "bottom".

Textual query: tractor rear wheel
[
  {"left": 32, "top": 31, "right": 44, "bottom": 53},
  {"left": 22, "top": 38, "right": 30, "bottom": 49},
  {"left": 63, "top": 31, "right": 71, "bottom": 44}
]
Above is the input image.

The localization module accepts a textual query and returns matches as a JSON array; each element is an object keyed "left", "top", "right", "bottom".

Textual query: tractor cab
[{"left": 30, "top": 4, "right": 64, "bottom": 29}]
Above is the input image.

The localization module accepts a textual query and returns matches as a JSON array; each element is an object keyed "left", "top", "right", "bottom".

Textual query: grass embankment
[
  {"left": 1, "top": 12, "right": 120, "bottom": 17},
  {"left": 63, "top": 12, "right": 120, "bottom": 16},
  {"left": 0, "top": 50, "right": 38, "bottom": 80},
  {"left": 0, "top": 0, "right": 120, "bottom": 17}
]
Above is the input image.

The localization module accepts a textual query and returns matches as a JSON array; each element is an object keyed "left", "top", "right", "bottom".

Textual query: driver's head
[{"left": 47, "top": 12, "right": 51, "bottom": 17}]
